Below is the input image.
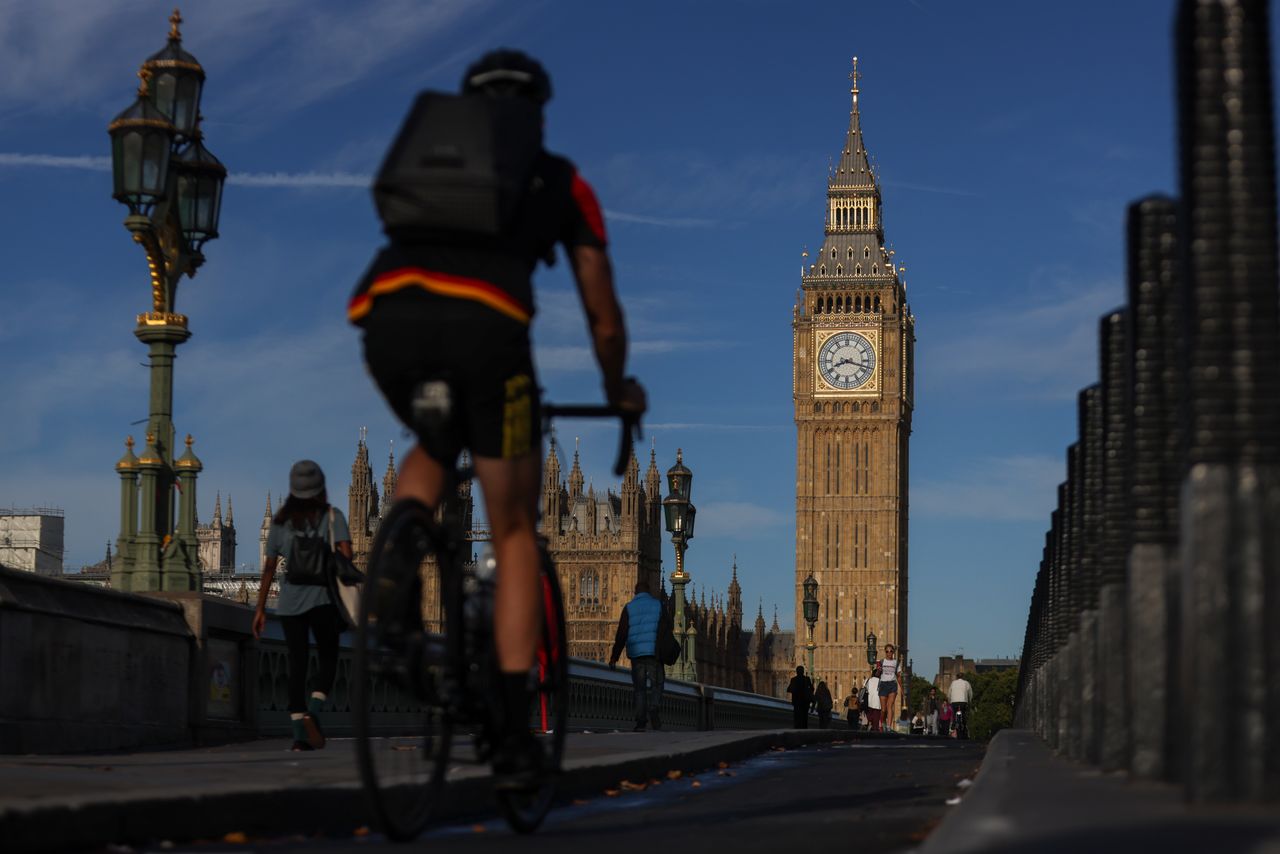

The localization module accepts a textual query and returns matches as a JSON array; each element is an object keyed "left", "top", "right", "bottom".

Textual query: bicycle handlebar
[{"left": 542, "top": 404, "right": 642, "bottom": 477}]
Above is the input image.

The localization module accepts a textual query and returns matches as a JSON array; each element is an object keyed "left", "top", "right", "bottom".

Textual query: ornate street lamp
[
  {"left": 108, "top": 9, "right": 224, "bottom": 593},
  {"left": 802, "top": 573, "right": 819, "bottom": 681},
  {"left": 866, "top": 631, "right": 878, "bottom": 666},
  {"left": 663, "top": 449, "right": 697, "bottom": 681}
]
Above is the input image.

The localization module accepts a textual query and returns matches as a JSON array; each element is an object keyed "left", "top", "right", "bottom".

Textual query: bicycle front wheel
[
  {"left": 496, "top": 550, "right": 569, "bottom": 833},
  {"left": 354, "top": 499, "right": 452, "bottom": 842}
]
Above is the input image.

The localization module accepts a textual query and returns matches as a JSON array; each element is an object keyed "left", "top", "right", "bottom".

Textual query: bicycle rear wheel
[
  {"left": 354, "top": 499, "right": 453, "bottom": 842},
  {"left": 496, "top": 551, "right": 569, "bottom": 833}
]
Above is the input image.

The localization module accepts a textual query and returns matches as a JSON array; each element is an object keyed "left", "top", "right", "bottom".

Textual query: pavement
[
  {"left": 920, "top": 728, "right": 1280, "bottom": 853},
  {"left": 0, "top": 727, "right": 894, "bottom": 852}
]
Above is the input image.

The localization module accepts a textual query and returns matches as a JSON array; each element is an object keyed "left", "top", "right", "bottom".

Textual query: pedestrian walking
[
  {"left": 877, "top": 643, "right": 901, "bottom": 734},
  {"left": 814, "top": 680, "right": 833, "bottom": 729},
  {"left": 863, "top": 668, "right": 883, "bottom": 732},
  {"left": 938, "top": 699, "right": 953, "bottom": 737},
  {"left": 252, "top": 460, "right": 352, "bottom": 752},
  {"left": 843, "top": 688, "right": 860, "bottom": 730},
  {"left": 609, "top": 580, "right": 669, "bottom": 731},
  {"left": 924, "top": 687, "right": 940, "bottom": 735},
  {"left": 787, "top": 666, "right": 815, "bottom": 728}
]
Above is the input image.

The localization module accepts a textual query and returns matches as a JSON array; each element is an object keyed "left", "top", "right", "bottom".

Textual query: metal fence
[{"left": 1015, "top": 0, "right": 1280, "bottom": 804}]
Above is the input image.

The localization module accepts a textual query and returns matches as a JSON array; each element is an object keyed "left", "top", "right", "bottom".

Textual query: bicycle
[{"left": 353, "top": 383, "right": 640, "bottom": 840}]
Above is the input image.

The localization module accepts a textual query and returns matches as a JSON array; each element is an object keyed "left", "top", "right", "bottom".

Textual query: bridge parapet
[{"left": 1015, "top": 0, "right": 1280, "bottom": 804}]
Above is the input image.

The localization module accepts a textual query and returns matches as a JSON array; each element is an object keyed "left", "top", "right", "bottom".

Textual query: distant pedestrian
[
  {"left": 877, "top": 643, "right": 901, "bottom": 733},
  {"left": 864, "top": 668, "right": 883, "bottom": 732},
  {"left": 924, "top": 687, "right": 940, "bottom": 735},
  {"left": 843, "top": 688, "right": 860, "bottom": 730},
  {"left": 609, "top": 580, "right": 668, "bottom": 731},
  {"left": 910, "top": 710, "right": 926, "bottom": 735},
  {"left": 787, "top": 666, "right": 815, "bottom": 728},
  {"left": 814, "top": 680, "right": 833, "bottom": 729},
  {"left": 252, "top": 460, "right": 352, "bottom": 752},
  {"left": 938, "top": 699, "right": 953, "bottom": 737}
]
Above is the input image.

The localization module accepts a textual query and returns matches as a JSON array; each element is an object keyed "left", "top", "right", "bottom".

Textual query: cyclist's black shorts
[{"left": 361, "top": 291, "right": 541, "bottom": 461}]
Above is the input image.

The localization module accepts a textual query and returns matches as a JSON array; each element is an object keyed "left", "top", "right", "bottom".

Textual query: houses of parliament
[{"left": 342, "top": 431, "right": 800, "bottom": 698}]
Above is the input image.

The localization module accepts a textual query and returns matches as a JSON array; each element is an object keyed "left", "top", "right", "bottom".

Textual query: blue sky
[{"left": 2, "top": 0, "right": 1272, "bottom": 679}]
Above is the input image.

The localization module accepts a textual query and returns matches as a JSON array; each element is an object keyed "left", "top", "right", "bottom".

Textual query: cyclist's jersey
[{"left": 347, "top": 151, "right": 607, "bottom": 326}]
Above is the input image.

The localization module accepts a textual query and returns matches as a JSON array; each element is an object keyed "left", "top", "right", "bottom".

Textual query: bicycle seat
[{"left": 410, "top": 377, "right": 463, "bottom": 463}]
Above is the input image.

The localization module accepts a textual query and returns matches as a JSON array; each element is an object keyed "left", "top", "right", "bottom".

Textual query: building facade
[
  {"left": 793, "top": 60, "right": 915, "bottom": 702},
  {"left": 345, "top": 433, "right": 796, "bottom": 694},
  {"left": 0, "top": 508, "right": 65, "bottom": 575},
  {"left": 196, "top": 492, "right": 236, "bottom": 573}
]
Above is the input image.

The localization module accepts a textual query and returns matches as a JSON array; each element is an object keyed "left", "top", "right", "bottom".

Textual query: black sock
[{"left": 501, "top": 672, "right": 532, "bottom": 739}]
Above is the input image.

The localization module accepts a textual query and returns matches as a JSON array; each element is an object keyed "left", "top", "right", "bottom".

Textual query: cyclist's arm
[{"left": 568, "top": 245, "right": 628, "bottom": 403}]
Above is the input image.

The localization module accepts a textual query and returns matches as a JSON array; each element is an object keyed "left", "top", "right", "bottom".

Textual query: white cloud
[
  {"left": 913, "top": 455, "right": 1063, "bottom": 522},
  {"left": 921, "top": 277, "right": 1122, "bottom": 400},
  {"left": 692, "top": 501, "right": 789, "bottom": 539}
]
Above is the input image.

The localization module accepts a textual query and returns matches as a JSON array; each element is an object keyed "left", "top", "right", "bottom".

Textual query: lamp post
[
  {"left": 866, "top": 631, "right": 878, "bottom": 668},
  {"left": 662, "top": 449, "right": 697, "bottom": 681},
  {"left": 802, "top": 573, "right": 819, "bottom": 682},
  {"left": 108, "top": 9, "right": 226, "bottom": 593}
]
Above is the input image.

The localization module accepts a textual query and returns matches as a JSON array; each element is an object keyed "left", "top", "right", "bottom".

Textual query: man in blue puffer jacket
[{"left": 609, "top": 580, "right": 666, "bottom": 731}]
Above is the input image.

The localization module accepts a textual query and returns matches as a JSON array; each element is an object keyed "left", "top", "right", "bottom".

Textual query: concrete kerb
[{"left": 0, "top": 728, "right": 870, "bottom": 852}]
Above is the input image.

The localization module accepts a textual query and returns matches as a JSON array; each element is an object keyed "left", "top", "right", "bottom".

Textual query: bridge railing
[
  {"left": 1015, "top": 0, "right": 1280, "bottom": 805},
  {"left": 255, "top": 620, "right": 796, "bottom": 736}
]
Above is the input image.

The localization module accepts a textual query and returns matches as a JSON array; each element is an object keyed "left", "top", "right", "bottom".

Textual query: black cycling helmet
[{"left": 461, "top": 49, "right": 552, "bottom": 106}]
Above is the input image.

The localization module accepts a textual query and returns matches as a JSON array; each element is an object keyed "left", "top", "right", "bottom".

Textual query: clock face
[{"left": 818, "top": 331, "right": 876, "bottom": 390}]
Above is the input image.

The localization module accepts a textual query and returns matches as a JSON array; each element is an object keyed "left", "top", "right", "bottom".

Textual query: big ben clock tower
[{"left": 793, "top": 59, "right": 915, "bottom": 699}]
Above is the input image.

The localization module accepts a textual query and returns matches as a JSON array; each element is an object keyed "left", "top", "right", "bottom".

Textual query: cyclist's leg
[{"left": 473, "top": 451, "right": 544, "bottom": 781}]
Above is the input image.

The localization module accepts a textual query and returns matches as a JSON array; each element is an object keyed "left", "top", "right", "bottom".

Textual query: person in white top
[
  {"left": 863, "top": 668, "right": 883, "bottom": 731},
  {"left": 878, "top": 644, "right": 901, "bottom": 733},
  {"left": 949, "top": 675, "right": 974, "bottom": 739}
]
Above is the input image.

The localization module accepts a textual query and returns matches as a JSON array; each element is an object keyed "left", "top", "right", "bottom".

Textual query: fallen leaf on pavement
[
  {"left": 620, "top": 780, "right": 647, "bottom": 791},
  {"left": 353, "top": 826, "right": 370, "bottom": 837},
  {"left": 666, "top": 769, "right": 683, "bottom": 780},
  {"left": 222, "top": 832, "right": 247, "bottom": 844},
  {"left": 717, "top": 761, "right": 729, "bottom": 769},
  {"left": 717, "top": 770, "right": 734, "bottom": 777},
  {"left": 690, "top": 780, "right": 702, "bottom": 788},
  {"left": 604, "top": 788, "right": 621, "bottom": 797}
]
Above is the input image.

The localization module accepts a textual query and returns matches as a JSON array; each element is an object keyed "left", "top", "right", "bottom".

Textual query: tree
[
  {"left": 960, "top": 668, "right": 1019, "bottom": 742},
  {"left": 907, "top": 674, "right": 934, "bottom": 716}
]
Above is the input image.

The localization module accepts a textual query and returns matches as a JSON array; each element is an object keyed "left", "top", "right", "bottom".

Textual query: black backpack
[
  {"left": 286, "top": 516, "right": 331, "bottom": 587},
  {"left": 373, "top": 91, "right": 543, "bottom": 238}
]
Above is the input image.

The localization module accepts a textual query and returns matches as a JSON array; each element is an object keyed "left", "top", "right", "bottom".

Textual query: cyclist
[
  {"left": 349, "top": 49, "right": 646, "bottom": 785},
  {"left": 949, "top": 673, "right": 973, "bottom": 738}
]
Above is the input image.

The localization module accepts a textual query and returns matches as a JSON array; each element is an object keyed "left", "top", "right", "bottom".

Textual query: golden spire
[
  {"left": 169, "top": 8, "right": 183, "bottom": 41},
  {"left": 136, "top": 67, "right": 152, "bottom": 97},
  {"left": 126, "top": 436, "right": 135, "bottom": 451},
  {"left": 184, "top": 433, "right": 194, "bottom": 448},
  {"left": 850, "top": 55, "right": 861, "bottom": 98}
]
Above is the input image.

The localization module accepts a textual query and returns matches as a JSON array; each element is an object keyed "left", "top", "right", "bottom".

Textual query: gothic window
[
  {"left": 820, "top": 264, "right": 826, "bottom": 275},
  {"left": 847, "top": 247, "right": 854, "bottom": 260},
  {"left": 874, "top": 295, "right": 882, "bottom": 312},
  {"left": 855, "top": 295, "right": 862, "bottom": 313},
  {"left": 578, "top": 569, "right": 601, "bottom": 610},
  {"left": 813, "top": 402, "right": 821, "bottom": 414},
  {"left": 830, "top": 247, "right": 836, "bottom": 259},
  {"left": 873, "top": 264, "right": 878, "bottom": 275},
  {"left": 855, "top": 264, "right": 861, "bottom": 275},
  {"left": 836, "top": 265, "right": 842, "bottom": 276},
  {"left": 864, "top": 246, "right": 871, "bottom": 259}
]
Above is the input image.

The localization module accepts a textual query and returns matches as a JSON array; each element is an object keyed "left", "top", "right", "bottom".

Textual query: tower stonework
[{"left": 793, "top": 60, "right": 915, "bottom": 700}]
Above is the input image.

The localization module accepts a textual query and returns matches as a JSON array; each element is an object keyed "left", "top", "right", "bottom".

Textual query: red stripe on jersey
[{"left": 571, "top": 171, "right": 608, "bottom": 246}]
